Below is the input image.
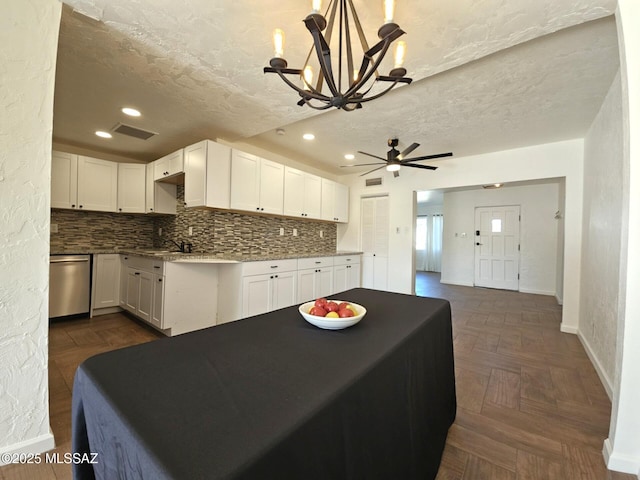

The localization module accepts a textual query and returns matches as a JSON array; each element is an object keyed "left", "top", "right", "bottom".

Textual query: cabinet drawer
[
  {"left": 242, "top": 258, "right": 298, "bottom": 276},
  {"left": 297, "top": 256, "right": 335, "bottom": 270},
  {"left": 333, "top": 255, "right": 361, "bottom": 266},
  {"left": 121, "top": 255, "right": 164, "bottom": 274}
]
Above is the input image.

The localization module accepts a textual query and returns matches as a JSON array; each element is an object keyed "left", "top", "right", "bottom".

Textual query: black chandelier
[{"left": 264, "top": 0, "right": 412, "bottom": 111}]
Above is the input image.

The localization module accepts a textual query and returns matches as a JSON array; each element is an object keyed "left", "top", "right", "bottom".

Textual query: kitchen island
[{"left": 72, "top": 288, "right": 456, "bottom": 480}]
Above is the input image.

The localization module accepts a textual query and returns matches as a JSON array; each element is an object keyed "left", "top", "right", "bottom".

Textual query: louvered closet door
[{"left": 361, "top": 196, "right": 389, "bottom": 290}]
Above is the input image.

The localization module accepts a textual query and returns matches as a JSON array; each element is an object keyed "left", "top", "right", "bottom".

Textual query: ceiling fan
[{"left": 341, "top": 138, "right": 453, "bottom": 177}]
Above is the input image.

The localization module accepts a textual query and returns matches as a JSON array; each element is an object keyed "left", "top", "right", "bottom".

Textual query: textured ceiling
[{"left": 54, "top": 0, "right": 619, "bottom": 174}]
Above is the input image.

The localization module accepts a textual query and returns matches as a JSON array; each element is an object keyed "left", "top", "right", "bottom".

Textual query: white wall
[
  {"left": 440, "top": 183, "right": 560, "bottom": 295},
  {"left": 0, "top": 0, "right": 60, "bottom": 459},
  {"left": 580, "top": 71, "right": 623, "bottom": 398},
  {"left": 605, "top": 0, "right": 640, "bottom": 475},
  {"left": 338, "top": 138, "right": 584, "bottom": 332}
]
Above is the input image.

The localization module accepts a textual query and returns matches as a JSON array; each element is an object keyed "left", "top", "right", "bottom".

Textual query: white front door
[{"left": 474, "top": 205, "right": 520, "bottom": 290}]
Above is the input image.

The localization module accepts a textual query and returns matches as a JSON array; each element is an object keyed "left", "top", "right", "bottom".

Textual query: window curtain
[{"left": 415, "top": 214, "right": 443, "bottom": 272}]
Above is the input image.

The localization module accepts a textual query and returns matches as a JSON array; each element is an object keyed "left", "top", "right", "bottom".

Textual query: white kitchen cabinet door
[
  {"left": 283, "top": 167, "right": 305, "bottom": 217},
  {"left": 333, "top": 264, "right": 348, "bottom": 293},
  {"left": 258, "top": 158, "right": 284, "bottom": 215},
  {"left": 117, "top": 163, "right": 146, "bottom": 213},
  {"left": 303, "top": 173, "right": 322, "bottom": 219},
  {"left": 297, "top": 267, "right": 333, "bottom": 302},
  {"left": 347, "top": 263, "right": 361, "bottom": 290},
  {"left": 137, "top": 271, "right": 153, "bottom": 323},
  {"left": 183, "top": 140, "right": 231, "bottom": 209},
  {"left": 333, "top": 182, "right": 349, "bottom": 223},
  {"left": 77, "top": 156, "right": 118, "bottom": 212},
  {"left": 272, "top": 270, "right": 297, "bottom": 310},
  {"left": 284, "top": 168, "right": 321, "bottom": 219},
  {"left": 93, "top": 254, "right": 120, "bottom": 309},
  {"left": 317, "top": 267, "right": 334, "bottom": 298},
  {"left": 51, "top": 151, "right": 78, "bottom": 209},
  {"left": 321, "top": 178, "right": 335, "bottom": 221},
  {"left": 146, "top": 163, "right": 177, "bottom": 214},
  {"left": 125, "top": 267, "right": 140, "bottom": 313},
  {"left": 297, "top": 268, "right": 317, "bottom": 303},
  {"left": 151, "top": 274, "right": 165, "bottom": 328},
  {"left": 154, "top": 149, "right": 184, "bottom": 181},
  {"left": 230, "top": 150, "right": 261, "bottom": 212},
  {"left": 184, "top": 141, "right": 207, "bottom": 207},
  {"left": 242, "top": 273, "right": 272, "bottom": 317}
]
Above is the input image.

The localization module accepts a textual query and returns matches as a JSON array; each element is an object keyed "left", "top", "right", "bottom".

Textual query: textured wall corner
[{"left": 0, "top": 0, "right": 61, "bottom": 455}]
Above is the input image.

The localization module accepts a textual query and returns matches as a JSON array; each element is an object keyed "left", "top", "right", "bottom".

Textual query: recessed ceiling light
[
  {"left": 303, "top": 133, "right": 315, "bottom": 140},
  {"left": 95, "top": 130, "right": 112, "bottom": 139},
  {"left": 482, "top": 183, "right": 503, "bottom": 189},
  {"left": 121, "top": 107, "right": 141, "bottom": 117},
  {"left": 344, "top": 154, "right": 355, "bottom": 160}
]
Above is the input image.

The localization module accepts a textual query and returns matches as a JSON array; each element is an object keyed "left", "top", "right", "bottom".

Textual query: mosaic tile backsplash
[
  {"left": 153, "top": 186, "right": 337, "bottom": 256},
  {"left": 50, "top": 185, "right": 336, "bottom": 255}
]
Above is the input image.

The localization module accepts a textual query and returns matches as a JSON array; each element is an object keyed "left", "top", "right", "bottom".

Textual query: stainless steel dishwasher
[{"left": 49, "top": 254, "right": 91, "bottom": 318}]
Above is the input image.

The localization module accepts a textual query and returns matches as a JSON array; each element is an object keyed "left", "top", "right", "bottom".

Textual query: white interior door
[
  {"left": 361, "top": 196, "right": 389, "bottom": 290},
  {"left": 474, "top": 205, "right": 520, "bottom": 290}
]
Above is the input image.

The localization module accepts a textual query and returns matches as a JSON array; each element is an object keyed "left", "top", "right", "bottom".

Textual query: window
[{"left": 491, "top": 218, "right": 502, "bottom": 233}]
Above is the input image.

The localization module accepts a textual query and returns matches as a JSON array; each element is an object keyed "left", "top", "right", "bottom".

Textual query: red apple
[
  {"left": 325, "top": 301, "right": 339, "bottom": 312},
  {"left": 309, "top": 306, "right": 328, "bottom": 317},
  {"left": 338, "top": 308, "right": 355, "bottom": 318},
  {"left": 314, "top": 298, "right": 327, "bottom": 308},
  {"left": 338, "top": 302, "right": 350, "bottom": 311}
]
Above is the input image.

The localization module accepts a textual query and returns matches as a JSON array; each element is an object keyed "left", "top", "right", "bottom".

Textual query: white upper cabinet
[
  {"left": 283, "top": 167, "right": 321, "bottom": 219},
  {"left": 154, "top": 149, "right": 184, "bottom": 181},
  {"left": 321, "top": 179, "right": 349, "bottom": 223},
  {"left": 230, "top": 150, "right": 284, "bottom": 215},
  {"left": 184, "top": 139, "right": 231, "bottom": 209},
  {"left": 145, "top": 163, "right": 176, "bottom": 214},
  {"left": 117, "top": 163, "right": 146, "bottom": 213},
  {"left": 77, "top": 156, "right": 118, "bottom": 212},
  {"left": 51, "top": 151, "right": 78, "bottom": 209}
]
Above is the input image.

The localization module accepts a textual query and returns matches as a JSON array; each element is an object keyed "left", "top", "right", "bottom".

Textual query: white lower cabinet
[
  {"left": 242, "top": 270, "right": 296, "bottom": 318},
  {"left": 121, "top": 255, "right": 164, "bottom": 327},
  {"left": 91, "top": 254, "right": 121, "bottom": 316},
  {"left": 296, "top": 256, "right": 335, "bottom": 303},
  {"left": 151, "top": 274, "right": 164, "bottom": 328},
  {"left": 333, "top": 255, "right": 361, "bottom": 293}
]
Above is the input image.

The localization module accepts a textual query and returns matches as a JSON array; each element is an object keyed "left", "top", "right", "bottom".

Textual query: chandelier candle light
[{"left": 265, "top": 0, "right": 412, "bottom": 111}]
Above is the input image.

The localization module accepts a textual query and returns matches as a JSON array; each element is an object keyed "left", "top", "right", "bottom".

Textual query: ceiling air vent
[
  {"left": 365, "top": 177, "right": 383, "bottom": 187},
  {"left": 112, "top": 123, "right": 158, "bottom": 140}
]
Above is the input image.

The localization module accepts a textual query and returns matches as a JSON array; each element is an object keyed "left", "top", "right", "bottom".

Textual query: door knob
[{"left": 476, "top": 242, "right": 483, "bottom": 246}]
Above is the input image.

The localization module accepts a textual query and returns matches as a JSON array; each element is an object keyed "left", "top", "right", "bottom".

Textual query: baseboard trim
[
  {"left": 439, "top": 279, "right": 474, "bottom": 287},
  {"left": 555, "top": 294, "right": 563, "bottom": 305},
  {"left": 519, "top": 287, "right": 556, "bottom": 296},
  {"left": 603, "top": 438, "right": 640, "bottom": 476},
  {"left": 577, "top": 331, "right": 613, "bottom": 400},
  {"left": 0, "top": 431, "right": 55, "bottom": 465}
]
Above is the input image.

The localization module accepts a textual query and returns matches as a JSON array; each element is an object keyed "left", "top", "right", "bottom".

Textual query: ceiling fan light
[{"left": 386, "top": 163, "right": 401, "bottom": 172}]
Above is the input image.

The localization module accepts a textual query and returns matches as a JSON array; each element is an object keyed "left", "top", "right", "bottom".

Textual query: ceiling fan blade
[
  {"left": 358, "top": 151, "right": 388, "bottom": 162},
  {"left": 340, "top": 162, "right": 386, "bottom": 168},
  {"left": 402, "top": 152, "right": 453, "bottom": 163},
  {"left": 397, "top": 142, "right": 420, "bottom": 161},
  {"left": 404, "top": 163, "right": 438, "bottom": 171},
  {"left": 359, "top": 165, "right": 388, "bottom": 176}
]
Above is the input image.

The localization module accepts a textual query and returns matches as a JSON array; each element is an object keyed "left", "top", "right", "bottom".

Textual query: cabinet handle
[
  {"left": 71, "top": 204, "right": 76, "bottom": 208},
  {"left": 150, "top": 208, "right": 153, "bottom": 211},
  {"left": 154, "top": 266, "right": 160, "bottom": 269},
  {"left": 119, "top": 208, "right": 122, "bottom": 212},
  {"left": 315, "top": 261, "right": 321, "bottom": 264},
  {"left": 134, "top": 272, "right": 140, "bottom": 275},
  {"left": 270, "top": 265, "right": 278, "bottom": 269},
  {"left": 79, "top": 205, "right": 83, "bottom": 208},
  {"left": 274, "top": 275, "right": 278, "bottom": 278},
  {"left": 158, "top": 278, "right": 162, "bottom": 282}
]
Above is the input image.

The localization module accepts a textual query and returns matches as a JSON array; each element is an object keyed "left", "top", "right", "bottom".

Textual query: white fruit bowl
[{"left": 299, "top": 300, "right": 367, "bottom": 330}]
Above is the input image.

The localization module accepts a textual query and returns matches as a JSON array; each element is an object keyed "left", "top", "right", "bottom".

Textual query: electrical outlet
[
  {"left": 158, "top": 227, "right": 163, "bottom": 236},
  {"left": 320, "top": 230, "right": 323, "bottom": 238},
  {"left": 293, "top": 228, "right": 298, "bottom": 237},
  {"left": 188, "top": 226, "right": 193, "bottom": 236},
  {"left": 51, "top": 223, "right": 58, "bottom": 233},
  {"left": 279, "top": 228, "right": 284, "bottom": 236}
]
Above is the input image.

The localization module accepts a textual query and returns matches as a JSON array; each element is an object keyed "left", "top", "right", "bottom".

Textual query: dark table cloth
[{"left": 72, "top": 288, "right": 456, "bottom": 480}]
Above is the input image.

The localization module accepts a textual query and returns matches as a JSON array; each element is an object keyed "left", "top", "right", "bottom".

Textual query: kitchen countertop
[{"left": 50, "top": 249, "right": 362, "bottom": 263}]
